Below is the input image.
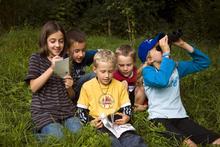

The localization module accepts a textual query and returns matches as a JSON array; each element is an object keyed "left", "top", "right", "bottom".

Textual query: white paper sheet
[
  {"left": 100, "top": 114, "right": 135, "bottom": 138},
  {"left": 54, "top": 57, "right": 70, "bottom": 78}
]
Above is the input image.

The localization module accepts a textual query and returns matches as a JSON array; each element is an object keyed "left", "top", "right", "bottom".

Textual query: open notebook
[
  {"left": 100, "top": 113, "right": 135, "bottom": 138},
  {"left": 54, "top": 57, "right": 70, "bottom": 78}
]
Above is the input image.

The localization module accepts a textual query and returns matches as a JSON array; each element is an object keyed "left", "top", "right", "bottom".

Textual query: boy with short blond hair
[{"left": 77, "top": 50, "right": 147, "bottom": 147}]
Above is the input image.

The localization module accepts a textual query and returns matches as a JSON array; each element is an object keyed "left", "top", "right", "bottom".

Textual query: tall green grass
[{"left": 0, "top": 27, "right": 219, "bottom": 146}]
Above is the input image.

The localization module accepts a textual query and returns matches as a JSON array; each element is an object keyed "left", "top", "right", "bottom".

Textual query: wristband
[{"left": 162, "top": 52, "right": 170, "bottom": 58}]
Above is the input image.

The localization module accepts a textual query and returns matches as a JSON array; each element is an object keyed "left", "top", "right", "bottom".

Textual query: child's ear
[
  {"left": 147, "top": 58, "right": 153, "bottom": 65},
  {"left": 93, "top": 66, "right": 97, "bottom": 73}
]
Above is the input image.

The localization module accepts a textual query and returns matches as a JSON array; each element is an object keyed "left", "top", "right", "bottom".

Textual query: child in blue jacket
[
  {"left": 66, "top": 29, "right": 97, "bottom": 102},
  {"left": 138, "top": 33, "right": 220, "bottom": 147}
]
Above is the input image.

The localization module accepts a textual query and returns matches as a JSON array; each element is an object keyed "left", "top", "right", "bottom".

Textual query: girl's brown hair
[{"left": 39, "top": 21, "right": 67, "bottom": 57}]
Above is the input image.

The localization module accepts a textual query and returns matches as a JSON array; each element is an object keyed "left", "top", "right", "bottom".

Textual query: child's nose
[
  {"left": 123, "top": 66, "right": 128, "bottom": 71},
  {"left": 55, "top": 41, "right": 60, "bottom": 47},
  {"left": 55, "top": 41, "right": 59, "bottom": 46},
  {"left": 79, "top": 51, "right": 83, "bottom": 57},
  {"left": 105, "top": 72, "right": 110, "bottom": 78},
  {"left": 106, "top": 73, "right": 109, "bottom": 77}
]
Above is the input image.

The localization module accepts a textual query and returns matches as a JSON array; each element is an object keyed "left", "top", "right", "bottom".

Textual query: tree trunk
[{"left": 108, "top": 19, "right": 112, "bottom": 37}]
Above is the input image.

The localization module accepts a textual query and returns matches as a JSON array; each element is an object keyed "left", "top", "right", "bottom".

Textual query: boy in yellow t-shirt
[{"left": 77, "top": 50, "right": 147, "bottom": 147}]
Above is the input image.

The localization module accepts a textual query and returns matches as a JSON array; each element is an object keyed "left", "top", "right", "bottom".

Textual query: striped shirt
[{"left": 25, "top": 53, "right": 76, "bottom": 130}]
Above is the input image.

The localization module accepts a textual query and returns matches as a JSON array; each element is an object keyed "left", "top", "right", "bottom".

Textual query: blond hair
[
  {"left": 115, "top": 44, "right": 136, "bottom": 62},
  {"left": 93, "top": 49, "right": 116, "bottom": 68}
]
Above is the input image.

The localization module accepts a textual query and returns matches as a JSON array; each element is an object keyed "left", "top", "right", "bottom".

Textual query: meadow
[{"left": 0, "top": 27, "right": 219, "bottom": 147}]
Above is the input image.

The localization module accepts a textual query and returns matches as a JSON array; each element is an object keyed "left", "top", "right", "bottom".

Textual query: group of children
[{"left": 25, "top": 21, "right": 220, "bottom": 146}]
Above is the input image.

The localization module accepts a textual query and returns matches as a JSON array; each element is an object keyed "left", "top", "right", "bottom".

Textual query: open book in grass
[
  {"left": 100, "top": 113, "right": 135, "bottom": 138},
  {"left": 54, "top": 57, "right": 70, "bottom": 78}
]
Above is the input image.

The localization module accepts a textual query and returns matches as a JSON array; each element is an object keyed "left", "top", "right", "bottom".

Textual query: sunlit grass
[{"left": 0, "top": 27, "right": 219, "bottom": 146}]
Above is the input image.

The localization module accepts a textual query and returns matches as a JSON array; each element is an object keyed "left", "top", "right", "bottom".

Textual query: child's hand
[
  {"left": 49, "top": 55, "right": 63, "bottom": 70},
  {"left": 63, "top": 74, "right": 74, "bottom": 89},
  {"left": 114, "top": 112, "right": 130, "bottom": 125},
  {"left": 133, "top": 103, "right": 148, "bottom": 112},
  {"left": 159, "top": 35, "right": 170, "bottom": 53},
  {"left": 173, "top": 38, "right": 186, "bottom": 47},
  {"left": 90, "top": 118, "right": 103, "bottom": 128},
  {"left": 121, "top": 80, "right": 128, "bottom": 90}
]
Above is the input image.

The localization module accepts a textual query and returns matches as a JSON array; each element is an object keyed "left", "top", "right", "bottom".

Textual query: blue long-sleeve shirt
[{"left": 142, "top": 48, "right": 210, "bottom": 119}]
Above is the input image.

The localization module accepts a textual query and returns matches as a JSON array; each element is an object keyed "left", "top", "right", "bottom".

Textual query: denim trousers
[
  {"left": 36, "top": 116, "right": 82, "bottom": 140},
  {"left": 111, "top": 131, "right": 147, "bottom": 147},
  {"left": 99, "top": 127, "right": 147, "bottom": 147}
]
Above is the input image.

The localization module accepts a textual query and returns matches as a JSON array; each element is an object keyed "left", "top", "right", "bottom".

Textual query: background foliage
[{"left": 0, "top": 0, "right": 220, "bottom": 42}]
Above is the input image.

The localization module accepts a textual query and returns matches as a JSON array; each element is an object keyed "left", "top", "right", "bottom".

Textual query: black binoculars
[
  {"left": 156, "top": 29, "right": 183, "bottom": 51},
  {"left": 158, "top": 29, "right": 183, "bottom": 44},
  {"left": 168, "top": 29, "right": 183, "bottom": 44}
]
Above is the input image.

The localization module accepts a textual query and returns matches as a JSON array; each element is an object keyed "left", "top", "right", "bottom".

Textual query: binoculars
[
  {"left": 156, "top": 29, "right": 183, "bottom": 51},
  {"left": 158, "top": 29, "right": 183, "bottom": 44}
]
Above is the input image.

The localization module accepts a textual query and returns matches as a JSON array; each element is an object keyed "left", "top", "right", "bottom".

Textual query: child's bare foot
[{"left": 183, "top": 139, "right": 197, "bottom": 147}]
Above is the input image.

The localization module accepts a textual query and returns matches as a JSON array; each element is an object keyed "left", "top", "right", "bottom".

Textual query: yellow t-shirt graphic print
[{"left": 99, "top": 94, "right": 115, "bottom": 109}]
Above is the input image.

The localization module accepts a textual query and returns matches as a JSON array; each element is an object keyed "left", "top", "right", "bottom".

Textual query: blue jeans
[
  {"left": 111, "top": 131, "right": 147, "bottom": 147},
  {"left": 36, "top": 117, "right": 82, "bottom": 140},
  {"left": 99, "top": 128, "right": 147, "bottom": 147}
]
